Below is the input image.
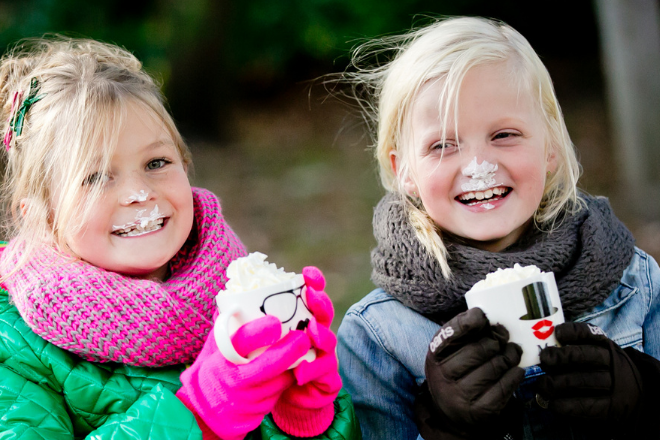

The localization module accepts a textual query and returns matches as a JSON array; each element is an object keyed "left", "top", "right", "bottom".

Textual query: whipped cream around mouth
[
  {"left": 458, "top": 158, "right": 509, "bottom": 207},
  {"left": 458, "top": 186, "right": 510, "bottom": 206},
  {"left": 221, "top": 252, "right": 297, "bottom": 294},
  {"left": 112, "top": 205, "right": 165, "bottom": 237},
  {"left": 469, "top": 264, "right": 542, "bottom": 292}
]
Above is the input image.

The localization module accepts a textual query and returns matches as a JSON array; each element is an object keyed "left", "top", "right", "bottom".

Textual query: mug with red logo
[{"left": 464, "top": 271, "right": 564, "bottom": 367}]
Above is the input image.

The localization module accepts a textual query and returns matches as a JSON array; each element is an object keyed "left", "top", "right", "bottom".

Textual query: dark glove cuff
[
  {"left": 622, "top": 347, "right": 660, "bottom": 436},
  {"left": 413, "top": 382, "right": 522, "bottom": 440}
]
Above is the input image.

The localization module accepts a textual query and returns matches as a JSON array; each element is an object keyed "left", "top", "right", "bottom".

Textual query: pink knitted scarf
[{"left": 1, "top": 187, "right": 247, "bottom": 366}]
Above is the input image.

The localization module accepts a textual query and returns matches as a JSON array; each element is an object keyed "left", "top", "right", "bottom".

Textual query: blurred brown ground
[{"left": 189, "top": 82, "right": 660, "bottom": 331}]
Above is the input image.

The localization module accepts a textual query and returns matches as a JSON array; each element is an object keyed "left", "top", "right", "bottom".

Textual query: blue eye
[
  {"left": 147, "top": 159, "right": 170, "bottom": 170},
  {"left": 83, "top": 172, "right": 110, "bottom": 186}
]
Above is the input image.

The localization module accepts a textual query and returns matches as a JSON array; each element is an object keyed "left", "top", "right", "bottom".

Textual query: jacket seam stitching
[
  {"left": 347, "top": 308, "right": 401, "bottom": 363},
  {"left": 641, "top": 250, "right": 654, "bottom": 313},
  {"left": 575, "top": 284, "right": 638, "bottom": 322},
  {"left": 349, "top": 294, "right": 398, "bottom": 315}
]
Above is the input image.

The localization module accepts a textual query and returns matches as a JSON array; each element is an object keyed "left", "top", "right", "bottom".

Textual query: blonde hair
[
  {"left": 0, "top": 36, "right": 192, "bottom": 276},
  {"left": 345, "top": 17, "right": 582, "bottom": 278}
]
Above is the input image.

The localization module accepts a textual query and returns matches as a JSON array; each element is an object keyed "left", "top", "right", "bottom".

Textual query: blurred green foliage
[
  {"left": 0, "top": 0, "right": 598, "bottom": 136},
  {"left": 0, "top": 0, "right": 483, "bottom": 80}
]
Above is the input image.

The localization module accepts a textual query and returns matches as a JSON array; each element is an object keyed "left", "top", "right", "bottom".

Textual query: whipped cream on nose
[
  {"left": 124, "top": 190, "right": 149, "bottom": 204},
  {"left": 461, "top": 157, "right": 503, "bottom": 192}
]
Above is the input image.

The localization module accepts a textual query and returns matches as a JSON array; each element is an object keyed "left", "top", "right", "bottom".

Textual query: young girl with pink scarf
[{"left": 0, "top": 36, "right": 359, "bottom": 440}]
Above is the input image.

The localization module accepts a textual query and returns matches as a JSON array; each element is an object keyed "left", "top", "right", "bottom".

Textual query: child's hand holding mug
[
  {"left": 214, "top": 252, "right": 316, "bottom": 368},
  {"left": 420, "top": 307, "right": 525, "bottom": 438},
  {"left": 177, "top": 253, "right": 321, "bottom": 439},
  {"left": 272, "top": 266, "right": 343, "bottom": 437},
  {"left": 214, "top": 273, "right": 316, "bottom": 367},
  {"left": 537, "top": 322, "right": 645, "bottom": 427},
  {"left": 464, "top": 265, "right": 565, "bottom": 368},
  {"left": 176, "top": 315, "right": 311, "bottom": 440},
  {"left": 186, "top": 255, "right": 341, "bottom": 438}
]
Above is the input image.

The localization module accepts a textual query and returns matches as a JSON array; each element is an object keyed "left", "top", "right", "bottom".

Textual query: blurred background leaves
[{"left": 0, "top": 0, "right": 601, "bottom": 136}]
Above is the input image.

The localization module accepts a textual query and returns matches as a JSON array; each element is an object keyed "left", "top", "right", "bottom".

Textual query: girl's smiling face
[
  {"left": 66, "top": 103, "right": 194, "bottom": 280},
  {"left": 396, "top": 62, "right": 556, "bottom": 252}
]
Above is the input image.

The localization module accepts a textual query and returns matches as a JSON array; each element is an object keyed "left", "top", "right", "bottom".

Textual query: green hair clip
[
  {"left": 12, "top": 77, "right": 45, "bottom": 137},
  {"left": 4, "top": 77, "right": 45, "bottom": 150}
]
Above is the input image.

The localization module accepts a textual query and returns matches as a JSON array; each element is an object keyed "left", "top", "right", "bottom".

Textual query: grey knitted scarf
[{"left": 371, "top": 192, "right": 635, "bottom": 323}]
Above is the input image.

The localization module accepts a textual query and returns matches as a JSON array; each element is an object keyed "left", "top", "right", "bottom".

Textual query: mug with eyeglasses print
[{"left": 214, "top": 274, "right": 316, "bottom": 367}]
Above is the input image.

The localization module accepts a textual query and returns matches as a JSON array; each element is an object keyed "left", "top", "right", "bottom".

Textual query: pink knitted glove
[
  {"left": 177, "top": 315, "right": 311, "bottom": 440},
  {"left": 272, "top": 266, "right": 343, "bottom": 437}
]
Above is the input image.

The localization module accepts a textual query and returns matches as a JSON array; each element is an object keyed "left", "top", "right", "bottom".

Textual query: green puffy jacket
[{"left": 0, "top": 286, "right": 360, "bottom": 439}]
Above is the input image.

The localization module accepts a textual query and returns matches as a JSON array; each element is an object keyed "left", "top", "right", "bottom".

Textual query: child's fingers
[
  {"left": 305, "top": 317, "right": 337, "bottom": 353},
  {"left": 313, "top": 370, "right": 343, "bottom": 394},
  {"left": 230, "top": 315, "right": 282, "bottom": 358},
  {"left": 302, "top": 266, "right": 334, "bottom": 327},
  {"left": 293, "top": 350, "right": 339, "bottom": 386},
  {"left": 302, "top": 266, "right": 326, "bottom": 291},
  {"left": 456, "top": 342, "right": 522, "bottom": 392},
  {"left": 236, "top": 372, "right": 297, "bottom": 412},
  {"left": 282, "top": 373, "right": 343, "bottom": 405},
  {"left": 554, "top": 322, "right": 610, "bottom": 346},
  {"left": 472, "top": 366, "right": 525, "bottom": 417},
  {"left": 428, "top": 308, "right": 492, "bottom": 360},
  {"left": 490, "top": 323, "right": 512, "bottom": 349},
  {"left": 305, "top": 287, "right": 334, "bottom": 327},
  {"left": 540, "top": 344, "right": 610, "bottom": 374},
  {"left": 242, "top": 330, "right": 311, "bottom": 383},
  {"left": 464, "top": 343, "right": 523, "bottom": 406},
  {"left": 440, "top": 335, "right": 506, "bottom": 380}
]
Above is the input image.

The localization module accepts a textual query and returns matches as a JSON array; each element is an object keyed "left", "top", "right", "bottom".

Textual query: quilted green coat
[{"left": 0, "top": 286, "right": 360, "bottom": 439}]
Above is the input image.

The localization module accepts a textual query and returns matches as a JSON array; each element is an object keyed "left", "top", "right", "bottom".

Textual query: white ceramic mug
[
  {"left": 214, "top": 274, "right": 316, "bottom": 367},
  {"left": 465, "top": 272, "right": 564, "bottom": 368}
]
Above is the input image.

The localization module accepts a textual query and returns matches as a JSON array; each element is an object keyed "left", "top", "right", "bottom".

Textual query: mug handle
[{"left": 214, "top": 303, "right": 251, "bottom": 364}]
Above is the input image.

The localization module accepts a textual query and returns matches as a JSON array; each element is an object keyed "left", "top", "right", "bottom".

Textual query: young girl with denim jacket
[
  {"left": 0, "top": 37, "right": 360, "bottom": 440},
  {"left": 337, "top": 16, "right": 660, "bottom": 440}
]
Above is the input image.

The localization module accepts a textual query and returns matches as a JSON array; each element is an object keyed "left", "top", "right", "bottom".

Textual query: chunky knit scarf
[
  {"left": 1, "top": 187, "right": 247, "bottom": 366},
  {"left": 371, "top": 192, "right": 635, "bottom": 324}
]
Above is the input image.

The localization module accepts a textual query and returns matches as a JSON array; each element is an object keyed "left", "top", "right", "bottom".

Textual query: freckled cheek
[
  {"left": 424, "top": 175, "right": 454, "bottom": 201},
  {"left": 68, "top": 198, "right": 104, "bottom": 229},
  {"left": 421, "top": 183, "right": 449, "bottom": 204},
  {"left": 175, "top": 189, "right": 195, "bottom": 230},
  {"left": 515, "top": 167, "right": 547, "bottom": 201},
  {"left": 83, "top": 211, "right": 113, "bottom": 241}
]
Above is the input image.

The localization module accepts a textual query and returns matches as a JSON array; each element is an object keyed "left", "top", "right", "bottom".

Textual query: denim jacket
[{"left": 337, "top": 248, "right": 660, "bottom": 440}]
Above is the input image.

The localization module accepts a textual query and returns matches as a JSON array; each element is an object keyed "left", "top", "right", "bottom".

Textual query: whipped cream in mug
[
  {"left": 222, "top": 252, "right": 297, "bottom": 294},
  {"left": 465, "top": 263, "right": 564, "bottom": 367},
  {"left": 469, "top": 264, "right": 542, "bottom": 292},
  {"left": 215, "top": 252, "right": 316, "bottom": 366}
]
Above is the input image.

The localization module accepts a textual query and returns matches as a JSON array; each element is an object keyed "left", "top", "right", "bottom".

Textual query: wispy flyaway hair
[
  {"left": 344, "top": 17, "right": 582, "bottom": 277},
  {"left": 0, "top": 36, "right": 191, "bottom": 276}
]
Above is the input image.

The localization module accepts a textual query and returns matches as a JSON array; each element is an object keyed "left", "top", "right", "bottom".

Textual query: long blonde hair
[
  {"left": 345, "top": 17, "right": 582, "bottom": 278},
  {"left": 0, "top": 36, "right": 191, "bottom": 276}
]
